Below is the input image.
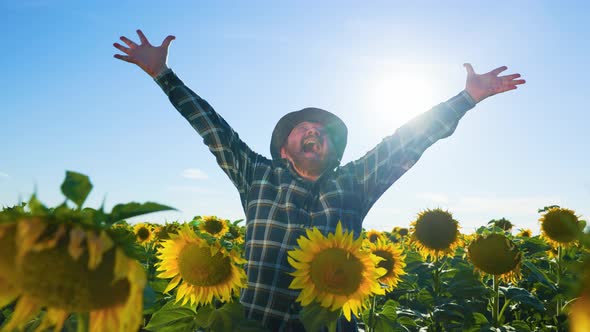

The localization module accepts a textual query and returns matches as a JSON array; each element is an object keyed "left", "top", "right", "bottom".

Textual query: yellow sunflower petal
[
  {"left": 68, "top": 226, "right": 86, "bottom": 260},
  {"left": 2, "top": 295, "right": 41, "bottom": 331},
  {"left": 87, "top": 230, "right": 114, "bottom": 270}
]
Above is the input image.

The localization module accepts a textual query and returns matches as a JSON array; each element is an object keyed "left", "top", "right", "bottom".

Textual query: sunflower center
[
  {"left": 368, "top": 234, "right": 379, "bottom": 243},
  {"left": 19, "top": 244, "right": 130, "bottom": 311},
  {"left": 310, "top": 248, "right": 363, "bottom": 296},
  {"left": 468, "top": 234, "right": 521, "bottom": 275},
  {"left": 137, "top": 227, "right": 151, "bottom": 241},
  {"left": 178, "top": 243, "right": 232, "bottom": 286},
  {"left": 542, "top": 210, "right": 579, "bottom": 244},
  {"left": 203, "top": 220, "right": 224, "bottom": 235},
  {"left": 415, "top": 215, "right": 458, "bottom": 251},
  {"left": 374, "top": 250, "right": 394, "bottom": 278}
]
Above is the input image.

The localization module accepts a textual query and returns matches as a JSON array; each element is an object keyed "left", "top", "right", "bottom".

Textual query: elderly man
[{"left": 113, "top": 30, "right": 525, "bottom": 331}]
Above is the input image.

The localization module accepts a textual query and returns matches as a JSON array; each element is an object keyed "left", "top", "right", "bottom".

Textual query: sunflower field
[{"left": 1, "top": 171, "right": 589, "bottom": 332}]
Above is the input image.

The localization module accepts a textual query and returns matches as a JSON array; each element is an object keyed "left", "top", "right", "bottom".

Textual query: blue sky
[{"left": 1, "top": 0, "right": 589, "bottom": 234}]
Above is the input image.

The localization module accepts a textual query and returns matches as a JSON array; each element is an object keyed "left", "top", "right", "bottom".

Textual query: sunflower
[
  {"left": 570, "top": 292, "right": 590, "bottom": 332},
  {"left": 1, "top": 218, "right": 145, "bottom": 332},
  {"left": 539, "top": 207, "right": 581, "bottom": 246},
  {"left": 197, "top": 216, "right": 230, "bottom": 239},
  {"left": 287, "top": 222, "right": 386, "bottom": 321},
  {"left": 516, "top": 228, "right": 532, "bottom": 238},
  {"left": 409, "top": 208, "right": 462, "bottom": 259},
  {"left": 467, "top": 233, "right": 522, "bottom": 283},
  {"left": 133, "top": 222, "right": 155, "bottom": 244},
  {"left": 156, "top": 224, "right": 246, "bottom": 306},
  {"left": 366, "top": 238, "right": 406, "bottom": 292},
  {"left": 364, "top": 229, "right": 384, "bottom": 244}
]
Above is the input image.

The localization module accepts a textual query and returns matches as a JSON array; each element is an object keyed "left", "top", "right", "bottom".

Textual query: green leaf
[
  {"left": 144, "top": 302, "right": 197, "bottom": 332},
  {"left": 108, "top": 201, "right": 175, "bottom": 224},
  {"left": 299, "top": 302, "right": 342, "bottom": 332},
  {"left": 501, "top": 286, "right": 545, "bottom": 312},
  {"left": 194, "top": 305, "right": 214, "bottom": 328},
  {"left": 508, "top": 320, "right": 531, "bottom": 331},
  {"left": 143, "top": 283, "right": 157, "bottom": 312},
  {"left": 473, "top": 312, "right": 489, "bottom": 325},
  {"left": 208, "top": 302, "right": 245, "bottom": 331},
  {"left": 522, "top": 260, "right": 557, "bottom": 291},
  {"left": 60, "top": 171, "right": 93, "bottom": 208}
]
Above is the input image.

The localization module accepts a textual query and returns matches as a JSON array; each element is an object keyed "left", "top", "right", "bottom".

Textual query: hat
[{"left": 270, "top": 107, "right": 348, "bottom": 162}]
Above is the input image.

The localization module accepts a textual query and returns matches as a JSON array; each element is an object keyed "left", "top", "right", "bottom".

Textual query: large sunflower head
[
  {"left": 365, "top": 238, "right": 406, "bottom": 292},
  {"left": 467, "top": 233, "right": 522, "bottom": 283},
  {"left": 539, "top": 207, "right": 582, "bottom": 246},
  {"left": 409, "top": 208, "right": 462, "bottom": 259},
  {"left": 196, "top": 216, "right": 230, "bottom": 239},
  {"left": 1, "top": 217, "right": 146, "bottom": 332},
  {"left": 287, "top": 222, "right": 386, "bottom": 321},
  {"left": 156, "top": 224, "right": 246, "bottom": 306},
  {"left": 133, "top": 222, "right": 155, "bottom": 244},
  {"left": 0, "top": 171, "right": 174, "bottom": 332}
]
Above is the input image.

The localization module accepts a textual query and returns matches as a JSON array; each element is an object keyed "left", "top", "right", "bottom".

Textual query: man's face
[{"left": 280, "top": 121, "right": 335, "bottom": 177}]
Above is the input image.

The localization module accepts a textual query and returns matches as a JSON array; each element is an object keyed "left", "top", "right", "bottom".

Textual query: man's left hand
[{"left": 464, "top": 63, "right": 526, "bottom": 103}]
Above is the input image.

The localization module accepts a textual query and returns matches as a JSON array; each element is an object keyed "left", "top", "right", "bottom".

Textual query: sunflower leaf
[
  {"left": 60, "top": 171, "right": 93, "bottom": 209},
  {"left": 144, "top": 302, "right": 197, "bottom": 332},
  {"left": 522, "top": 260, "right": 557, "bottom": 291},
  {"left": 108, "top": 202, "right": 176, "bottom": 224},
  {"left": 299, "top": 302, "right": 342, "bottom": 332}
]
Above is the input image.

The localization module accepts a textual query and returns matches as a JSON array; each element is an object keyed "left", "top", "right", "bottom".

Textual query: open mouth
[{"left": 302, "top": 137, "right": 321, "bottom": 153}]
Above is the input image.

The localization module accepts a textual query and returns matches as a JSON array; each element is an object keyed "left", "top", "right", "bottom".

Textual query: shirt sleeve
[
  {"left": 346, "top": 91, "right": 476, "bottom": 216},
  {"left": 155, "top": 69, "right": 263, "bottom": 200}
]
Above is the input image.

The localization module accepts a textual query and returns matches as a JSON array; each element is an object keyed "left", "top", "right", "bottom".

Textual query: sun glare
[{"left": 362, "top": 65, "right": 442, "bottom": 135}]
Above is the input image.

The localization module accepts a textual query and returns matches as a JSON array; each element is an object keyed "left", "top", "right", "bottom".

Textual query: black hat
[{"left": 270, "top": 107, "right": 348, "bottom": 162}]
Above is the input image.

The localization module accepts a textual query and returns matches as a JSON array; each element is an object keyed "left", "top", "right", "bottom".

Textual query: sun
[
  {"left": 361, "top": 63, "right": 442, "bottom": 135},
  {"left": 156, "top": 224, "right": 246, "bottom": 306},
  {"left": 287, "top": 222, "right": 386, "bottom": 321}
]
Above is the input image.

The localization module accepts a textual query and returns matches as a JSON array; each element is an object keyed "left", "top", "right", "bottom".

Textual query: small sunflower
[
  {"left": 198, "top": 216, "right": 230, "bottom": 239},
  {"left": 288, "top": 222, "right": 386, "bottom": 321},
  {"left": 133, "top": 222, "right": 155, "bottom": 244},
  {"left": 365, "top": 229, "right": 384, "bottom": 243},
  {"left": 516, "top": 228, "right": 532, "bottom": 238},
  {"left": 467, "top": 233, "right": 522, "bottom": 283},
  {"left": 156, "top": 224, "right": 246, "bottom": 306},
  {"left": 539, "top": 207, "right": 581, "bottom": 246},
  {"left": 366, "top": 238, "right": 406, "bottom": 292},
  {"left": 409, "top": 208, "right": 462, "bottom": 258},
  {"left": 1, "top": 218, "right": 145, "bottom": 332}
]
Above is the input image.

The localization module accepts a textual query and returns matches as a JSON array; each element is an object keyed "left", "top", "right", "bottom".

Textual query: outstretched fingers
[
  {"left": 120, "top": 36, "right": 138, "bottom": 48},
  {"left": 113, "top": 42, "right": 130, "bottom": 54},
  {"left": 490, "top": 66, "right": 508, "bottom": 76},
  {"left": 161, "top": 35, "right": 176, "bottom": 48},
  {"left": 113, "top": 54, "right": 132, "bottom": 63},
  {"left": 136, "top": 29, "right": 151, "bottom": 45}
]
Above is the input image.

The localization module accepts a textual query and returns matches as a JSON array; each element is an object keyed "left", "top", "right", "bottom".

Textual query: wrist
[
  {"left": 464, "top": 88, "right": 483, "bottom": 104},
  {"left": 152, "top": 64, "right": 170, "bottom": 78}
]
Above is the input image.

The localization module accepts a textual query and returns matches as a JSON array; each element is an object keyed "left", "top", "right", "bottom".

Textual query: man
[{"left": 113, "top": 30, "right": 525, "bottom": 331}]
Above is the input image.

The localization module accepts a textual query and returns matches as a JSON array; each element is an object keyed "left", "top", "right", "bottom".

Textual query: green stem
[
  {"left": 556, "top": 245, "right": 562, "bottom": 316},
  {"left": 76, "top": 313, "right": 89, "bottom": 332},
  {"left": 498, "top": 299, "right": 511, "bottom": 322},
  {"left": 433, "top": 254, "right": 441, "bottom": 332},
  {"left": 368, "top": 295, "right": 377, "bottom": 332},
  {"left": 492, "top": 274, "right": 500, "bottom": 327}
]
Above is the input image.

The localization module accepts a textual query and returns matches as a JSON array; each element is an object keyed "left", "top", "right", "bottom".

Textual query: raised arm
[
  {"left": 345, "top": 64, "right": 525, "bottom": 216},
  {"left": 113, "top": 31, "right": 263, "bottom": 206},
  {"left": 113, "top": 29, "right": 175, "bottom": 78}
]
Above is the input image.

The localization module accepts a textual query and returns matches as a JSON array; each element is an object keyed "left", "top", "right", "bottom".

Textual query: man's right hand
[{"left": 113, "top": 29, "right": 175, "bottom": 78}]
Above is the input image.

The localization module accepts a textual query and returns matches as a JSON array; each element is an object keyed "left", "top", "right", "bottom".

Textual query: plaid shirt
[{"left": 155, "top": 69, "right": 475, "bottom": 331}]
